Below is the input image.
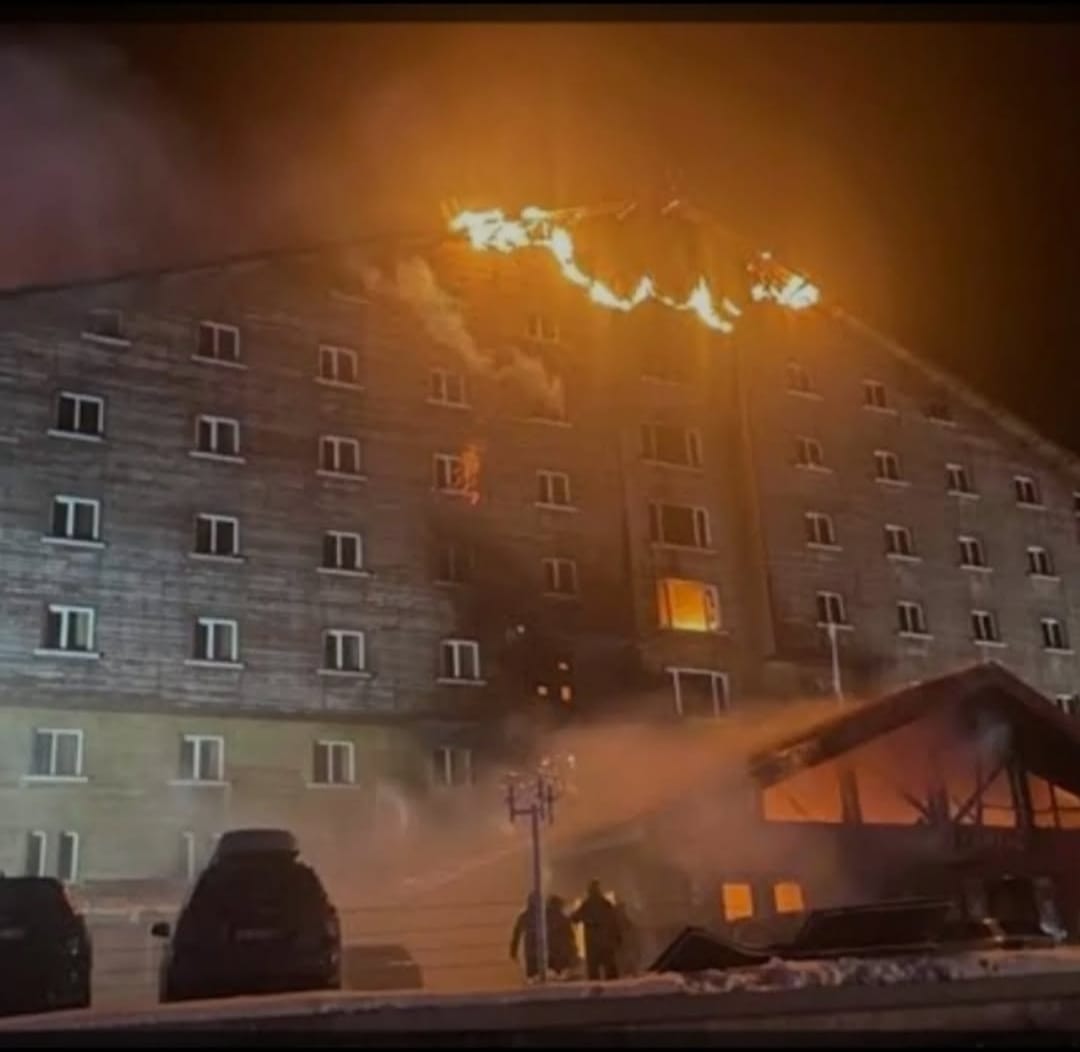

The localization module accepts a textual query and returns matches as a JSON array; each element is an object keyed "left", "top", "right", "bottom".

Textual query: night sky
[{"left": 3, "top": 13, "right": 1079, "bottom": 450}]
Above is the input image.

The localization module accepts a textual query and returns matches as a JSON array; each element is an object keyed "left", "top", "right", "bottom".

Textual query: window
[
  {"left": 180, "top": 832, "right": 198, "bottom": 882},
  {"left": 194, "top": 415, "right": 241, "bottom": 458},
  {"left": 657, "top": 580, "right": 722, "bottom": 633},
  {"left": 433, "top": 453, "right": 467, "bottom": 493},
  {"left": 439, "top": 639, "right": 481, "bottom": 683},
  {"left": 322, "top": 629, "right": 367, "bottom": 673},
  {"left": 537, "top": 470, "right": 572, "bottom": 508},
  {"left": 543, "top": 557, "right": 579, "bottom": 597},
  {"left": 642, "top": 424, "right": 702, "bottom": 468},
  {"left": 313, "top": 741, "right": 355, "bottom": 785},
  {"left": 433, "top": 746, "right": 473, "bottom": 788},
  {"left": 971, "top": 610, "right": 1001, "bottom": 644},
  {"left": 429, "top": 368, "right": 467, "bottom": 407},
  {"left": 863, "top": 380, "right": 889, "bottom": 410},
  {"left": 194, "top": 514, "right": 239, "bottom": 558},
  {"left": 874, "top": 450, "right": 902, "bottom": 482},
  {"left": 641, "top": 345, "right": 692, "bottom": 384},
  {"left": 1055, "top": 694, "right": 1079, "bottom": 718},
  {"left": 785, "top": 362, "right": 813, "bottom": 395},
  {"left": 884, "top": 524, "right": 915, "bottom": 558},
  {"left": 897, "top": 600, "right": 928, "bottom": 636},
  {"left": 648, "top": 503, "right": 711, "bottom": 549},
  {"left": 669, "top": 668, "right": 729, "bottom": 718},
  {"left": 773, "top": 882, "right": 805, "bottom": 914},
  {"left": 804, "top": 512, "right": 837, "bottom": 548},
  {"left": 795, "top": 436, "right": 825, "bottom": 469},
  {"left": 196, "top": 321, "right": 241, "bottom": 364},
  {"left": 926, "top": 400, "right": 953, "bottom": 424},
  {"left": 50, "top": 496, "right": 100, "bottom": 542},
  {"left": 320, "top": 436, "right": 364, "bottom": 477},
  {"left": 947, "top": 463, "right": 974, "bottom": 495},
  {"left": 321, "top": 531, "right": 365, "bottom": 572},
  {"left": 434, "top": 541, "right": 474, "bottom": 584},
  {"left": 1027, "top": 546, "right": 1056, "bottom": 577},
  {"left": 30, "top": 729, "right": 83, "bottom": 778},
  {"left": 1041, "top": 618, "right": 1070, "bottom": 652},
  {"left": 42, "top": 605, "right": 95, "bottom": 654},
  {"left": 84, "top": 308, "right": 126, "bottom": 343},
  {"left": 958, "top": 535, "right": 987, "bottom": 569},
  {"left": 318, "top": 344, "right": 361, "bottom": 386},
  {"left": 526, "top": 313, "right": 560, "bottom": 343},
  {"left": 25, "top": 831, "right": 47, "bottom": 878},
  {"left": 54, "top": 392, "right": 104, "bottom": 438},
  {"left": 57, "top": 832, "right": 79, "bottom": 883},
  {"left": 193, "top": 617, "right": 239, "bottom": 664},
  {"left": 536, "top": 657, "right": 575, "bottom": 705},
  {"left": 816, "top": 591, "right": 847, "bottom": 627},
  {"left": 179, "top": 735, "right": 225, "bottom": 782},
  {"left": 1015, "top": 475, "right": 1042, "bottom": 507},
  {"left": 721, "top": 883, "right": 754, "bottom": 922}
]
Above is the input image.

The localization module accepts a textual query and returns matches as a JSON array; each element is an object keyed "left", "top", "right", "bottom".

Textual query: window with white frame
[
  {"left": 50, "top": 496, "right": 100, "bottom": 542},
  {"left": 897, "top": 600, "right": 928, "bottom": 636},
  {"left": 526, "top": 313, "right": 560, "bottom": 343},
  {"left": 57, "top": 832, "right": 79, "bottom": 883},
  {"left": 30, "top": 729, "right": 83, "bottom": 778},
  {"left": 54, "top": 392, "right": 104, "bottom": 438},
  {"left": 648, "top": 503, "right": 711, "bottom": 549},
  {"left": 1041, "top": 618, "right": 1070, "bottom": 651},
  {"left": 318, "top": 344, "right": 361, "bottom": 386},
  {"left": 313, "top": 740, "right": 355, "bottom": 785},
  {"left": 1028, "top": 546, "right": 1056, "bottom": 577},
  {"left": 795, "top": 436, "right": 825, "bottom": 469},
  {"left": 25, "top": 831, "right": 47, "bottom": 878},
  {"left": 884, "top": 523, "right": 916, "bottom": 558},
  {"left": 971, "top": 609, "right": 1001, "bottom": 644},
  {"left": 657, "top": 579, "right": 722, "bottom": 633},
  {"left": 434, "top": 540, "right": 474, "bottom": 584},
  {"left": 194, "top": 514, "right": 239, "bottom": 557},
  {"left": 804, "top": 511, "right": 837, "bottom": 548},
  {"left": 429, "top": 367, "right": 467, "bottom": 407},
  {"left": 322, "top": 531, "right": 365, "bottom": 572},
  {"left": 193, "top": 617, "right": 239, "bottom": 663},
  {"left": 432, "top": 746, "right": 473, "bottom": 788},
  {"left": 323, "top": 629, "right": 367, "bottom": 673},
  {"left": 816, "top": 591, "right": 847, "bottom": 627},
  {"left": 179, "top": 734, "right": 225, "bottom": 782},
  {"left": 1056, "top": 694, "right": 1080, "bottom": 718},
  {"left": 1014, "top": 475, "right": 1042, "bottom": 507},
  {"left": 947, "top": 462, "right": 975, "bottom": 495},
  {"left": 863, "top": 380, "right": 889, "bottom": 410},
  {"left": 958, "top": 535, "right": 988, "bottom": 569},
  {"left": 196, "top": 321, "right": 241, "bottom": 363},
  {"left": 537, "top": 470, "right": 572, "bottom": 508},
  {"left": 194, "top": 415, "right": 241, "bottom": 458},
  {"left": 84, "top": 307, "right": 126, "bottom": 343},
  {"left": 641, "top": 423, "right": 702, "bottom": 468},
  {"left": 433, "top": 453, "right": 466, "bottom": 493},
  {"left": 874, "top": 450, "right": 902, "bottom": 482},
  {"left": 669, "top": 668, "right": 729, "bottom": 719},
  {"left": 542, "top": 557, "right": 579, "bottom": 597},
  {"left": 320, "top": 435, "right": 364, "bottom": 477},
  {"left": 439, "top": 639, "right": 481, "bottom": 682},
  {"left": 785, "top": 361, "right": 813, "bottom": 395},
  {"left": 42, "top": 605, "right": 95, "bottom": 653}
]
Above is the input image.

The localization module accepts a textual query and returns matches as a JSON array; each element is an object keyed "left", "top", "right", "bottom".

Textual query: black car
[
  {"left": 152, "top": 828, "right": 341, "bottom": 1003},
  {"left": 0, "top": 877, "right": 92, "bottom": 1017}
]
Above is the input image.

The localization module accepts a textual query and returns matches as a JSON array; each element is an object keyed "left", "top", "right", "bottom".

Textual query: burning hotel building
[{"left": 2, "top": 204, "right": 1080, "bottom": 955}]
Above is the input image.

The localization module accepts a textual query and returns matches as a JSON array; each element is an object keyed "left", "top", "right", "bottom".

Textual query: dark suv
[
  {"left": 0, "top": 877, "right": 92, "bottom": 1017},
  {"left": 152, "top": 829, "right": 341, "bottom": 1003}
]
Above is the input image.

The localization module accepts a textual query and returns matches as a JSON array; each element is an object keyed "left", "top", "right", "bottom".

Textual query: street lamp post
[{"left": 504, "top": 764, "right": 560, "bottom": 984}]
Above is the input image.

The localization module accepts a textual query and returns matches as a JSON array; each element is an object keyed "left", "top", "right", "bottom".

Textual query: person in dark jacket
[
  {"left": 546, "top": 895, "right": 578, "bottom": 978},
  {"left": 510, "top": 892, "right": 541, "bottom": 981},
  {"left": 571, "top": 880, "right": 621, "bottom": 980},
  {"left": 613, "top": 900, "right": 641, "bottom": 977}
]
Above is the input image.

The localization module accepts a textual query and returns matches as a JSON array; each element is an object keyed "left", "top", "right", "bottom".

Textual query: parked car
[
  {"left": 152, "top": 829, "right": 341, "bottom": 1003},
  {"left": 0, "top": 876, "right": 91, "bottom": 1016},
  {"left": 342, "top": 943, "right": 423, "bottom": 992}
]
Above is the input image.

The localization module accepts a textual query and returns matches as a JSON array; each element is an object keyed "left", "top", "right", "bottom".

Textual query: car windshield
[{"left": 0, "top": 879, "right": 69, "bottom": 924}]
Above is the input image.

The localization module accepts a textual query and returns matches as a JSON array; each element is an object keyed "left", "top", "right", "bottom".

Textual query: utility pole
[{"left": 504, "top": 763, "right": 561, "bottom": 984}]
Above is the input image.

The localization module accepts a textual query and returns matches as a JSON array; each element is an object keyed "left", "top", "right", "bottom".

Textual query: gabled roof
[{"left": 750, "top": 662, "right": 1080, "bottom": 796}]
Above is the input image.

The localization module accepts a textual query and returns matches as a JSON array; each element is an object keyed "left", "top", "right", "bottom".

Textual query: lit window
[
  {"left": 194, "top": 514, "right": 239, "bottom": 558},
  {"left": 785, "top": 362, "right": 813, "bottom": 395},
  {"left": 439, "top": 639, "right": 481, "bottom": 683},
  {"left": 958, "top": 535, "right": 987, "bottom": 569},
  {"left": 322, "top": 531, "right": 365, "bottom": 572},
  {"left": 430, "top": 368, "right": 467, "bottom": 407},
  {"left": 874, "top": 450, "right": 902, "bottom": 482},
  {"left": 657, "top": 579, "right": 722, "bottom": 633},
  {"left": 863, "top": 380, "right": 889, "bottom": 410},
  {"left": 884, "top": 524, "right": 915, "bottom": 557},
  {"left": 54, "top": 392, "right": 104, "bottom": 438},
  {"left": 323, "top": 629, "right": 367, "bottom": 673},
  {"left": 193, "top": 617, "right": 239, "bottom": 664},
  {"left": 648, "top": 503, "right": 710, "bottom": 549},
  {"left": 1014, "top": 475, "right": 1042, "bottom": 507},
  {"left": 947, "top": 462, "right": 974, "bottom": 495},
  {"left": 1027, "top": 546, "right": 1055, "bottom": 577},
  {"left": 897, "top": 600, "right": 928, "bottom": 636},
  {"left": 773, "top": 882, "right": 805, "bottom": 914},
  {"left": 50, "top": 496, "right": 100, "bottom": 542},
  {"left": 543, "top": 557, "right": 579, "bottom": 597},
  {"left": 194, "top": 415, "right": 241, "bottom": 458},
  {"left": 795, "top": 436, "right": 825, "bottom": 469},
  {"left": 433, "top": 746, "right": 473, "bottom": 788},
  {"left": 669, "top": 668, "right": 728, "bottom": 718},
  {"left": 721, "top": 882, "right": 754, "bottom": 921},
  {"left": 313, "top": 741, "right": 355, "bottom": 785},
  {"left": 179, "top": 735, "right": 224, "bottom": 782},
  {"left": 31, "top": 729, "right": 83, "bottom": 778},
  {"left": 320, "top": 436, "right": 364, "bottom": 477},
  {"left": 318, "top": 344, "right": 361, "bottom": 386},
  {"left": 537, "top": 470, "right": 573, "bottom": 508},
  {"left": 196, "top": 321, "right": 241, "bottom": 363},
  {"left": 42, "top": 605, "right": 96, "bottom": 654},
  {"left": 971, "top": 610, "right": 1001, "bottom": 644},
  {"left": 804, "top": 512, "right": 837, "bottom": 548},
  {"left": 1041, "top": 618, "right": 1070, "bottom": 652},
  {"left": 642, "top": 424, "right": 702, "bottom": 468},
  {"left": 816, "top": 591, "right": 847, "bottom": 627}
]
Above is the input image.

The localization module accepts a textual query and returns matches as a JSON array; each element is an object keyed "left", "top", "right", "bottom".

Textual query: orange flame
[{"left": 448, "top": 206, "right": 820, "bottom": 333}]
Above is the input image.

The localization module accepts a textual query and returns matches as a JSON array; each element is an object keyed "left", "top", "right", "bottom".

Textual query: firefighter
[
  {"left": 571, "top": 880, "right": 622, "bottom": 980},
  {"left": 546, "top": 895, "right": 578, "bottom": 978},
  {"left": 509, "top": 892, "right": 542, "bottom": 982},
  {"left": 613, "top": 899, "right": 641, "bottom": 977}
]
